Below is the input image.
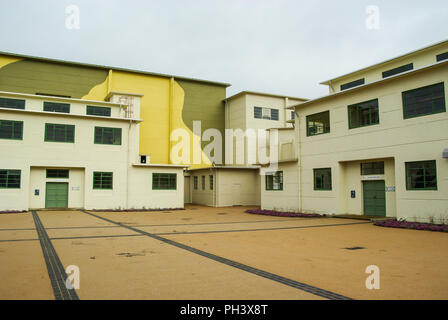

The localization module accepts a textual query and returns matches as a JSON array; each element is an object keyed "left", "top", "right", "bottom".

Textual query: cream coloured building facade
[
  {"left": 289, "top": 40, "right": 448, "bottom": 222},
  {"left": 0, "top": 91, "right": 186, "bottom": 211}
]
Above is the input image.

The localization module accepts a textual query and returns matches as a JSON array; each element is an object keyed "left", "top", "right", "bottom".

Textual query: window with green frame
[
  {"left": 402, "top": 82, "right": 445, "bottom": 119},
  {"left": 153, "top": 173, "right": 176, "bottom": 190},
  {"left": 254, "top": 106, "right": 262, "bottom": 119},
  {"left": 266, "top": 171, "right": 283, "bottom": 191},
  {"left": 306, "top": 111, "right": 330, "bottom": 136},
  {"left": 0, "top": 169, "right": 21, "bottom": 189},
  {"left": 201, "top": 176, "right": 205, "bottom": 190},
  {"left": 209, "top": 175, "right": 214, "bottom": 190},
  {"left": 341, "top": 78, "right": 365, "bottom": 91},
  {"left": 405, "top": 160, "right": 437, "bottom": 190},
  {"left": 46, "top": 169, "right": 69, "bottom": 179},
  {"left": 87, "top": 106, "right": 111, "bottom": 117},
  {"left": 0, "top": 120, "right": 23, "bottom": 140},
  {"left": 193, "top": 176, "right": 198, "bottom": 190},
  {"left": 361, "top": 162, "right": 384, "bottom": 175},
  {"left": 43, "top": 101, "right": 70, "bottom": 113},
  {"left": 314, "top": 168, "right": 332, "bottom": 190},
  {"left": 94, "top": 127, "right": 122, "bottom": 145},
  {"left": 93, "top": 172, "right": 113, "bottom": 189},
  {"left": 348, "top": 99, "right": 379, "bottom": 129},
  {"left": 0, "top": 97, "right": 25, "bottom": 110},
  {"left": 45, "top": 123, "right": 75, "bottom": 143}
]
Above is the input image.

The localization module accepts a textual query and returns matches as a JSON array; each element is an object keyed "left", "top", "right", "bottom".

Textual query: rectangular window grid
[
  {"left": 341, "top": 78, "right": 365, "bottom": 91},
  {"left": 402, "top": 82, "right": 446, "bottom": 119},
  {"left": 382, "top": 63, "right": 413, "bottom": 78},
  {"left": 361, "top": 162, "right": 384, "bottom": 175},
  {"left": 43, "top": 102, "right": 70, "bottom": 113},
  {"left": 94, "top": 127, "right": 122, "bottom": 145},
  {"left": 87, "top": 106, "right": 111, "bottom": 117},
  {"left": 0, "top": 169, "right": 21, "bottom": 189},
  {"left": 265, "top": 171, "right": 283, "bottom": 191},
  {"left": 152, "top": 173, "right": 176, "bottom": 190},
  {"left": 406, "top": 160, "right": 437, "bottom": 190},
  {"left": 307, "top": 111, "right": 330, "bottom": 136},
  {"left": 314, "top": 168, "right": 332, "bottom": 190},
  {"left": 46, "top": 169, "right": 69, "bottom": 179},
  {"left": 348, "top": 99, "right": 379, "bottom": 129},
  {"left": 0, "top": 120, "right": 23, "bottom": 140},
  {"left": 93, "top": 172, "right": 113, "bottom": 190},
  {"left": 45, "top": 123, "right": 75, "bottom": 143},
  {"left": 0, "top": 98, "right": 25, "bottom": 110}
]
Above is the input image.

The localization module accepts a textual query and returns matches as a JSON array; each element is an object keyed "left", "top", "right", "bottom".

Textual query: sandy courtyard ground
[{"left": 0, "top": 205, "right": 447, "bottom": 300}]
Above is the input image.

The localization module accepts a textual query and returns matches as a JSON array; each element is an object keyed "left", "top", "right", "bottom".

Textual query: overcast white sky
[{"left": 0, "top": 0, "right": 447, "bottom": 99}]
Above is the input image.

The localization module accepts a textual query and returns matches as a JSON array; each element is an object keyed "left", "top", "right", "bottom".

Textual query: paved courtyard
[{"left": 0, "top": 205, "right": 447, "bottom": 300}]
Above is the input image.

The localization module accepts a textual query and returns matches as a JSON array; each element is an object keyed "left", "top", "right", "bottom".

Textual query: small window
[
  {"left": 46, "top": 169, "right": 69, "bottom": 179},
  {"left": 406, "top": 160, "right": 437, "bottom": 190},
  {"left": 382, "top": 63, "right": 413, "bottom": 78},
  {"left": 348, "top": 99, "right": 379, "bottom": 129},
  {"left": 402, "top": 82, "right": 445, "bottom": 119},
  {"left": 43, "top": 102, "right": 70, "bottom": 113},
  {"left": 306, "top": 111, "right": 330, "bottom": 136},
  {"left": 87, "top": 106, "right": 111, "bottom": 117},
  {"left": 340, "top": 78, "right": 365, "bottom": 91},
  {"left": 254, "top": 106, "right": 262, "bottom": 119},
  {"left": 210, "top": 175, "right": 214, "bottom": 190},
  {"left": 0, "top": 98, "right": 25, "bottom": 110},
  {"left": 153, "top": 173, "right": 176, "bottom": 190},
  {"left": 193, "top": 176, "right": 198, "bottom": 190},
  {"left": 45, "top": 123, "right": 75, "bottom": 143},
  {"left": 0, "top": 169, "right": 21, "bottom": 189},
  {"left": 361, "top": 162, "right": 384, "bottom": 175},
  {"left": 201, "top": 176, "right": 205, "bottom": 190},
  {"left": 0, "top": 120, "right": 23, "bottom": 140},
  {"left": 93, "top": 172, "right": 113, "bottom": 189},
  {"left": 271, "top": 109, "right": 279, "bottom": 121},
  {"left": 266, "top": 171, "right": 283, "bottom": 191},
  {"left": 94, "top": 127, "right": 122, "bottom": 145},
  {"left": 291, "top": 110, "right": 295, "bottom": 120},
  {"left": 314, "top": 168, "right": 332, "bottom": 190},
  {"left": 436, "top": 52, "right": 448, "bottom": 62}
]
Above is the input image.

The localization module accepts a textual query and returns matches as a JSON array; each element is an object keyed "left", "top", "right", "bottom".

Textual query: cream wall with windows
[
  {"left": 261, "top": 162, "right": 300, "bottom": 211},
  {"left": 296, "top": 64, "right": 448, "bottom": 221}
]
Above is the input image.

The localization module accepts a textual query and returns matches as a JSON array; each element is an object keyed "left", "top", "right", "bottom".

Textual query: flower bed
[
  {"left": 374, "top": 219, "right": 448, "bottom": 233},
  {"left": 245, "top": 209, "right": 325, "bottom": 218},
  {"left": 0, "top": 210, "right": 27, "bottom": 214},
  {"left": 90, "top": 208, "right": 185, "bottom": 212}
]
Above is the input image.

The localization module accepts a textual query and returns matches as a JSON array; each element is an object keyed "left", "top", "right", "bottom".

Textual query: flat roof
[
  {"left": 291, "top": 59, "right": 448, "bottom": 109},
  {"left": 0, "top": 51, "right": 231, "bottom": 88},
  {"left": 320, "top": 39, "right": 448, "bottom": 85},
  {"left": 224, "top": 90, "right": 308, "bottom": 102}
]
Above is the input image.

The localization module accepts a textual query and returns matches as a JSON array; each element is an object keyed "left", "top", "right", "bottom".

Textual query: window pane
[
  {"left": 406, "top": 160, "right": 437, "bottom": 190},
  {"left": 0, "top": 98, "right": 25, "bottom": 110},
  {"left": 43, "top": 102, "right": 70, "bottom": 113},
  {"left": 87, "top": 106, "right": 111, "bottom": 117},
  {"left": 402, "top": 83, "right": 446, "bottom": 119},
  {"left": 314, "top": 168, "right": 332, "bottom": 190},
  {"left": 348, "top": 99, "right": 379, "bottom": 129},
  {"left": 307, "top": 111, "right": 330, "bottom": 136}
]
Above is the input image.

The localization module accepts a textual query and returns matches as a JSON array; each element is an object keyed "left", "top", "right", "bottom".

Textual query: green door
[
  {"left": 45, "top": 182, "right": 69, "bottom": 208},
  {"left": 363, "top": 180, "right": 386, "bottom": 217}
]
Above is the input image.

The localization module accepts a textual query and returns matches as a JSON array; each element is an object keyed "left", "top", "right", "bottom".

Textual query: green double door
[
  {"left": 363, "top": 180, "right": 386, "bottom": 217},
  {"left": 45, "top": 182, "right": 69, "bottom": 208}
]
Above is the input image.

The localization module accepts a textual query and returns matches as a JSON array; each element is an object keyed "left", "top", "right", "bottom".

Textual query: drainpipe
[
  {"left": 126, "top": 118, "right": 131, "bottom": 209},
  {"left": 296, "top": 110, "right": 302, "bottom": 212},
  {"left": 168, "top": 77, "right": 175, "bottom": 164}
]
